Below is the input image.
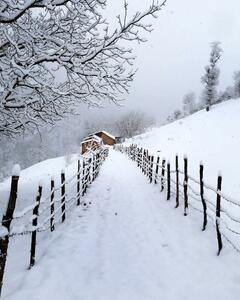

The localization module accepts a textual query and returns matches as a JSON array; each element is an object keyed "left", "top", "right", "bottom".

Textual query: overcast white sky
[
  {"left": 84, "top": 0, "right": 240, "bottom": 123},
  {"left": 81, "top": 0, "right": 240, "bottom": 121}
]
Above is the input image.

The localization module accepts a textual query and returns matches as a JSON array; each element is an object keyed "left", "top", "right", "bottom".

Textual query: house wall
[{"left": 96, "top": 132, "right": 115, "bottom": 145}]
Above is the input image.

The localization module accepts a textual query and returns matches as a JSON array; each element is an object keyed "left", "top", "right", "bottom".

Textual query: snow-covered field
[
  {"left": 129, "top": 100, "right": 240, "bottom": 200},
  {"left": 3, "top": 150, "right": 240, "bottom": 300},
  {"left": 0, "top": 154, "right": 81, "bottom": 217},
  {"left": 1, "top": 100, "right": 240, "bottom": 299}
]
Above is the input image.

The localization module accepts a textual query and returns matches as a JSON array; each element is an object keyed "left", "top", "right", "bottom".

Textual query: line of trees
[
  {"left": 167, "top": 42, "right": 240, "bottom": 122},
  {"left": 85, "top": 110, "right": 155, "bottom": 139}
]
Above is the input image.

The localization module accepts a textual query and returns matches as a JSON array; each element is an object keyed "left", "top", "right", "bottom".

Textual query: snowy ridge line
[
  {"left": 115, "top": 143, "right": 240, "bottom": 254},
  {"left": 0, "top": 148, "right": 109, "bottom": 240}
]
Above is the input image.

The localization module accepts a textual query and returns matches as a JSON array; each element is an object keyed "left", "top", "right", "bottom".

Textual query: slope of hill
[
  {"left": 0, "top": 154, "right": 80, "bottom": 216},
  {"left": 129, "top": 100, "right": 240, "bottom": 200}
]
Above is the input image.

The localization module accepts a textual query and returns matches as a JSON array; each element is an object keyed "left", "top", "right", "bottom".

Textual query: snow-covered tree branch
[{"left": 0, "top": 0, "right": 167, "bottom": 137}]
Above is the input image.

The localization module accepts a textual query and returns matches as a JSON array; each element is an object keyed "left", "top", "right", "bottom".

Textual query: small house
[{"left": 94, "top": 131, "right": 116, "bottom": 145}]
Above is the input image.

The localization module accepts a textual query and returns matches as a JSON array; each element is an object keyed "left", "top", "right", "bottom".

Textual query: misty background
[{"left": 1, "top": 0, "right": 240, "bottom": 179}]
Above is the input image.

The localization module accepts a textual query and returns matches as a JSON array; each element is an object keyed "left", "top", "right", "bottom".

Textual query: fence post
[
  {"left": 167, "top": 161, "right": 171, "bottom": 200},
  {"left": 61, "top": 170, "right": 66, "bottom": 223},
  {"left": 155, "top": 156, "right": 160, "bottom": 184},
  {"left": 150, "top": 156, "right": 154, "bottom": 183},
  {"left": 143, "top": 150, "right": 146, "bottom": 174},
  {"left": 216, "top": 173, "right": 223, "bottom": 255},
  {"left": 161, "top": 159, "right": 166, "bottom": 192},
  {"left": 77, "top": 160, "right": 81, "bottom": 206},
  {"left": 137, "top": 148, "right": 140, "bottom": 167},
  {"left": 82, "top": 160, "right": 86, "bottom": 196},
  {"left": 30, "top": 183, "right": 42, "bottom": 268},
  {"left": 200, "top": 163, "right": 207, "bottom": 231},
  {"left": 86, "top": 158, "right": 92, "bottom": 191},
  {"left": 184, "top": 156, "right": 188, "bottom": 216},
  {"left": 50, "top": 177, "right": 55, "bottom": 232},
  {"left": 90, "top": 157, "right": 93, "bottom": 184},
  {"left": 145, "top": 151, "right": 148, "bottom": 176},
  {"left": 175, "top": 154, "right": 179, "bottom": 208},
  {"left": 0, "top": 165, "right": 20, "bottom": 297},
  {"left": 83, "top": 159, "right": 90, "bottom": 194},
  {"left": 94, "top": 154, "right": 98, "bottom": 179},
  {"left": 140, "top": 148, "right": 143, "bottom": 170},
  {"left": 147, "top": 154, "right": 151, "bottom": 179}
]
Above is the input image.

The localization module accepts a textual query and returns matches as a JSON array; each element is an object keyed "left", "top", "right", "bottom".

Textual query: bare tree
[
  {"left": 115, "top": 111, "right": 154, "bottom": 138},
  {"left": 0, "top": 0, "right": 167, "bottom": 138},
  {"left": 201, "top": 42, "right": 222, "bottom": 112}
]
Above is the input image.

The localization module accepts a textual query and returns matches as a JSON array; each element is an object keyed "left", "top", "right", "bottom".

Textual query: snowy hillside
[
  {"left": 1, "top": 101, "right": 240, "bottom": 300},
  {"left": 0, "top": 154, "right": 81, "bottom": 216},
  {"left": 2, "top": 150, "right": 240, "bottom": 300},
  {"left": 129, "top": 100, "right": 240, "bottom": 200}
]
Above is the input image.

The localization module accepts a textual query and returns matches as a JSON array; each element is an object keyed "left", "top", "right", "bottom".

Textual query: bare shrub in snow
[{"left": 115, "top": 111, "right": 155, "bottom": 138}]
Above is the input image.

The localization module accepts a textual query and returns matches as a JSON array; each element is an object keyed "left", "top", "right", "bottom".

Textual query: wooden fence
[
  {"left": 114, "top": 144, "right": 240, "bottom": 256},
  {"left": 0, "top": 148, "right": 109, "bottom": 297}
]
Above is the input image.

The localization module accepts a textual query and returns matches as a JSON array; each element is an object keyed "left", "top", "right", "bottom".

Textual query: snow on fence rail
[
  {"left": 114, "top": 144, "right": 240, "bottom": 256},
  {"left": 0, "top": 148, "right": 109, "bottom": 297}
]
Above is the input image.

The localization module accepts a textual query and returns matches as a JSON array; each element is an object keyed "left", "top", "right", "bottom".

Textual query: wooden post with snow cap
[
  {"left": 147, "top": 154, "right": 150, "bottom": 179},
  {"left": 61, "top": 170, "right": 66, "bottom": 223},
  {"left": 167, "top": 161, "right": 171, "bottom": 200},
  {"left": 216, "top": 172, "right": 223, "bottom": 255},
  {"left": 82, "top": 160, "right": 86, "bottom": 196},
  {"left": 200, "top": 162, "right": 207, "bottom": 231},
  {"left": 155, "top": 156, "right": 160, "bottom": 184},
  {"left": 139, "top": 148, "right": 142, "bottom": 168},
  {"left": 77, "top": 160, "right": 81, "bottom": 206},
  {"left": 90, "top": 156, "right": 94, "bottom": 184},
  {"left": 175, "top": 154, "right": 179, "bottom": 208},
  {"left": 142, "top": 150, "right": 146, "bottom": 174},
  {"left": 30, "top": 182, "right": 42, "bottom": 268},
  {"left": 0, "top": 164, "right": 20, "bottom": 296},
  {"left": 161, "top": 158, "right": 166, "bottom": 192},
  {"left": 145, "top": 150, "right": 149, "bottom": 176},
  {"left": 183, "top": 155, "right": 188, "bottom": 216},
  {"left": 140, "top": 148, "right": 143, "bottom": 171},
  {"left": 50, "top": 176, "right": 55, "bottom": 232},
  {"left": 150, "top": 156, "right": 154, "bottom": 183}
]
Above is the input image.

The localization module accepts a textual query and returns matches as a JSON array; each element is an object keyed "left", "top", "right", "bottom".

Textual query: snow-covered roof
[
  {"left": 81, "top": 135, "right": 102, "bottom": 144},
  {"left": 95, "top": 131, "right": 115, "bottom": 140}
]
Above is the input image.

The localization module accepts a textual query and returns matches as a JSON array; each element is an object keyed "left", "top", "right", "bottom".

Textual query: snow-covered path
[{"left": 4, "top": 150, "right": 240, "bottom": 300}]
